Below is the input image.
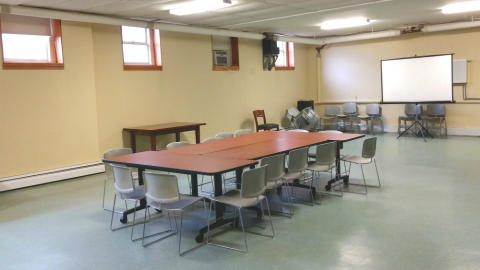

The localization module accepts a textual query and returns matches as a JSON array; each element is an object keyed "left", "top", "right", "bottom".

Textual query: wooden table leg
[
  {"left": 150, "top": 135, "right": 157, "bottom": 151},
  {"left": 130, "top": 131, "right": 137, "bottom": 153},
  {"left": 175, "top": 132, "right": 180, "bottom": 142},
  {"left": 195, "top": 127, "right": 201, "bottom": 144},
  {"left": 191, "top": 174, "right": 198, "bottom": 196}
]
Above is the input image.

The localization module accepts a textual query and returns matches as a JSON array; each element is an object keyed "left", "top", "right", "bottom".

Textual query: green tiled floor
[{"left": 1, "top": 134, "right": 480, "bottom": 270}]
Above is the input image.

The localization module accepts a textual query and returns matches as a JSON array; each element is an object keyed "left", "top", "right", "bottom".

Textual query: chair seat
[
  {"left": 341, "top": 155, "right": 372, "bottom": 164},
  {"left": 358, "top": 116, "right": 372, "bottom": 120},
  {"left": 117, "top": 186, "right": 145, "bottom": 200},
  {"left": 212, "top": 189, "right": 265, "bottom": 208},
  {"left": 282, "top": 171, "right": 303, "bottom": 181},
  {"left": 147, "top": 195, "right": 203, "bottom": 211},
  {"left": 398, "top": 116, "right": 417, "bottom": 121},
  {"left": 266, "top": 179, "right": 283, "bottom": 190},
  {"left": 258, "top": 123, "right": 279, "bottom": 129},
  {"left": 306, "top": 161, "right": 335, "bottom": 172}
]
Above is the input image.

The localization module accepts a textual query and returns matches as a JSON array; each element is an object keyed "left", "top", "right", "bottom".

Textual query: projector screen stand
[{"left": 397, "top": 119, "right": 433, "bottom": 142}]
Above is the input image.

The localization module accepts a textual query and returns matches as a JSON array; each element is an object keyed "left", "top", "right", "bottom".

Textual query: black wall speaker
[
  {"left": 297, "top": 100, "right": 314, "bottom": 111},
  {"left": 262, "top": 39, "right": 279, "bottom": 55}
]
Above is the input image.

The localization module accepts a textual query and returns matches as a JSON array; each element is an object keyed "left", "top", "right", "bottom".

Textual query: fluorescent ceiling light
[
  {"left": 442, "top": 1, "right": 480, "bottom": 14},
  {"left": 170, "top": 0, "right": 233, "bottom": 16},
  {"left": 320, "top": 18, "right": 371, "bottom": 30}
]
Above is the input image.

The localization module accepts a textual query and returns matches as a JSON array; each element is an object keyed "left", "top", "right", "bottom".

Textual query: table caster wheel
[
  {"left": 195, "top": 233, "right": 204, "bottom": 243},
  {"left": 120, "top": 216, "right": 128, "bottom": 224},
  {"left": 155, "top": 209, "right": 162, "bottom": 213},
  {"left": 325, "top": 185, "right": 331, "bottom": 191},
  {"left": 343, "top": 179, "right": 349, "bottom": 185}
]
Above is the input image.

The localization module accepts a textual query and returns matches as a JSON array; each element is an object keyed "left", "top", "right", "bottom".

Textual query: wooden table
[
  {"left": 104, "top": 131, "right": 364, "bottom": 242},
  {"left": 123, "top": 122, "right": 206, "bottom": 152}
]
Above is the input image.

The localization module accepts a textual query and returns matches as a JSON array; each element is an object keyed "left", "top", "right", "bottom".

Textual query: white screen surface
[{"left": 381, "top": 55, "right": 453, "bottom": 103}]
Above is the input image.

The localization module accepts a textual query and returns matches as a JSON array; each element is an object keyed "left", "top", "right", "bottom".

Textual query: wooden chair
[{"left": 253, "top": 110, "right": 279, "bottom": 132}]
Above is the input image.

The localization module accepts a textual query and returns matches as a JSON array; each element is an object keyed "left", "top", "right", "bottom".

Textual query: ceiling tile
[
  {"left": 212, "top": 1, "right": 277, "bottom": 14},
  {"left": 22, "top": 0, "right": 70, "bottom": 6},
  {"left": 0, "top": 0, "right": 31, "bottom": 5},
  {"left": 51, "top": 0, "right": 120, "bottom": 11},
  {"left": 189, "top": 15, "right": 255, "bottom": 27}
]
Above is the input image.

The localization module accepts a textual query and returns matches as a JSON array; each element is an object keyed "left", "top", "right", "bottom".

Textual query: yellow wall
[
  {"left": 318, "top": 28, "right": 480, "bottom": 129},
  {"left": 0, "top": 21, "right": 99, "bottom": 178},
  {"left": 0, "top": 22, "right": 316, "bottom": 178}
]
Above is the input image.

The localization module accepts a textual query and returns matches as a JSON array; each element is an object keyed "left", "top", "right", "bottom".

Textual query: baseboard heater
[{"left": 0, "top": 161, "right": 105, "bottom": 192}]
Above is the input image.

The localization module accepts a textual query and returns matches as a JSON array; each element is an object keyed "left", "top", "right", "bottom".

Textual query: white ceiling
[{"left": 2, "top": 0, "right": 480, "bottom": 38}]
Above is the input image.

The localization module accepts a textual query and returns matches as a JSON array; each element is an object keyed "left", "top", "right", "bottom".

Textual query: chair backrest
[
  {"left": 288, "top": 129, "right": 308, "bottom": 132},
  {"left": 253, "top": 110, "right": 267, "bottom": 126},
  {"left": 343, "top": 102, "right": 357, "bottom": 115},
  {"left": 426, "top": 104, "right": 445, "bottom": 117},
  {"left": 202, "top": 137, "right": 219, "bottom": 143},
  {"left": 235, "top": 129, "right": 253, "bottom": 137},
  {"left": 111, "top": 164, "right": 135, "bottom": 193},
  {"left": 318, "top": 130, "right": 342, "bottom": 133},
  {"left": 362, "top": 137, "right": 377, "bottom": 159},
  {"left": 103, "top": 148, "right": 133, "bottom": 178},
  {"left": 241, "top": 165, "right": 267, "bottom": 199},
  {"left": 166, "top": 141, "right": 190, "bottom": 149},
  {"left": 287, "top": 147, "right": 308, "bottom": 173},
  {"left": 325, "top": 105, "right": 340, "bottom": 116},
  {"left": 260, "top": 154, "right": 285, "bottom": 182},
  {"left": 215, "top": 133, "right": 234, "bottom": 139},
  {"left": 405, "top": 104, "right": 422, "bottom": 116},
  {"left": 315, "top": 142, "right": 337, "bottom": 165},
  {"left": 143, "top": 172, "right": 180, "bottom": 204},
  {"left": 366, "top": 104, "right": 381, "bottom": 116}
]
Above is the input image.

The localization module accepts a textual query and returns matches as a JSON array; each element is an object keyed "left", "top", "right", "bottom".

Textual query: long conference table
[{"left": 103, "top": 131, "right": 364, "bottom": 242}]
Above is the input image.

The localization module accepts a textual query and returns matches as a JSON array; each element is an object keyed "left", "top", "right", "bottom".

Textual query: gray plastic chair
[
  {"left": 260, "top": 154, "right": 293, "bottom": 217},
  {"left": 166, "top": 141, "right": 191, "bottom": 149},
  {"left": 207, "top": 165, "right": 274, "bottom": 253},
  {"left": 103, "top": 148, "right": 138, "bottom": 212},
  {"left": 320, "top": 105, "right": 340, "bottom": 130},
  {"left": 215, "top": 133, "right": 234, "bottom": 139},
  {"left": 201, "top": 137, "right": 219, "bottom": 143},
  {"left": 288, "top": 129, "right": 308, "bottom": 132},
  {"left": 423, "top": 104, "right": 447, "bottom": 136},
  {"left": 358, "top": 104, "right": 384, "bottom": 134},
  {"left": 234, "top": 129, "right": 253, "bottom": 137},
  {"left": 306, "top": 142, "right": 341, "bottom": 201},
  {"left": 398, "top": 104, "right": 423, "bottom": 133},
  {"left": 337, "top": 102, "right": 359, "bottom": 132},
  {"left": 141, "top": 172, "right": 206, "bottom": 255},
  {"left": 282, "top": 147, "right": 309, "bottom": 204},
  {"left": 110, "top": 164, "right": 147, "bottom": 241},
  {"left": 340, "top": 137, "right": 381, "bottom": 195}
]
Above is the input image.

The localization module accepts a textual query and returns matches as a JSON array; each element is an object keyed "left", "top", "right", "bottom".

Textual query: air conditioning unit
[{"left": 214, "top": 50, "right": 229, "bottom": 66}]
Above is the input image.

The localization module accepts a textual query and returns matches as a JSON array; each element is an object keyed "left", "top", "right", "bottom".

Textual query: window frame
[
  {"left": 121, "top": 27, "right": 162, "bottom": 71},
  {"left": 212, "top": 37, "right": 239, "bottom": 71},
  {"left": 0, "top": 17, "right": 64, "bottom": 70},
  {"left": 275, "top": 41, "right": 295, "bottom": 71}
]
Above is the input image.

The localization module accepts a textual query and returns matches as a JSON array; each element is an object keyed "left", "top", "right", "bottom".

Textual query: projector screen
[{"left": 381, "top": 54, "right": 454, "bottom": 103}]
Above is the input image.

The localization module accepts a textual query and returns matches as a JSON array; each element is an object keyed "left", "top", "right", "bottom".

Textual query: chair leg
[
  {"left": 110, "top": 194, "right": 117, "bottom": 231},
  {"left": 360, "top": 165, "right": 368, "bottom": 195},
  {"left": 264, "top": 197, "right": 275, "bottom": 237},
  {"left": 238, "top": 208, "right": 248, "bottom": 253},
  {"left": 374, "top": 159, "right": 381, "bottom": 188}
]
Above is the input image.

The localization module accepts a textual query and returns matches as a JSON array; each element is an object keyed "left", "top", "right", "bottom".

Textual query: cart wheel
[
  {"left": 325, "top": 185, "right": 331, "bottom": 191},
  {"left": 120, "top": 216, "right": 128, "bottom": 224},
  {"left": 195, "top": 233, "right": 204, "bottom": 243}
]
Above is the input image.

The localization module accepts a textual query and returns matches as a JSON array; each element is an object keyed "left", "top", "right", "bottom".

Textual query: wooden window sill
[
  {"left": 275, "top": 66, "right": 295, "bottom": 71},
  {"left": 212, "top": 65, "right": 239, "bottom": 71},
  {"left": 123, "top": 65, "right": 162, "bottom": 71},
  {"left": 3, "top": 62, "right": 64, "bottom": 70}
]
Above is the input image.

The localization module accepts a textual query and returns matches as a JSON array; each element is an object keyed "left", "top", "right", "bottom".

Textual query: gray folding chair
[
  {"left": 288, "top": 129, "right": 308, "bottom": 132},
  {"left": 320, "top": 105, "right": 340, "bottom": 130},
  {"left": 398, "top": 104, "right": 423, "bottom": 134},
  {"left": 340, "top": 137, "right": 381, "bottom": 195},
  {"left": 141, "top": 172, "right": 207, "bottom": 255},
  {"left": 215, "top": 133, "right": 234, "bottom": 139},
  {"left": 260, "top": 154, "right": 293, "bottom": 217},
  {"left": 358, "top": 104, "right": 384, "bottom": 134},
  {"left": 234, "top": 129, "right": 253, "bottom": 137},
  {"left": 103, "top": 148, "right": 137, "bottom": 212},
  {"left": 423, "top": 104, "right": 447, "bottom": 136},
  {"left": 110, "top": 164, "right": 148, "bottom": 241},
  {"left": 166, "top": 141, "right": 191, "bottom": 149},
  {"left": 306, "top": 142, "right": 341, "bottom": 202},
  {"left": 207, "top": 165, "right": 274, "bottom": 253}
]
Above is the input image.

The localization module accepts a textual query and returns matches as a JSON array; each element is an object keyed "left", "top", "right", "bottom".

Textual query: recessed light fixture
[
  {"left": 320, "top": 17, "right": 371, "bottom": 30},
  {"left": 442, "top": 1, "right": 480, "bottom": 14},
  {"left": 170, "top": 0, "right": 233, "bottom": 16}
]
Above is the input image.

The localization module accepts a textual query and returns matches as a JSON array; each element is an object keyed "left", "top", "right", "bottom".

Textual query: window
[
  {"left": 0, "top": 14, "right": 63, "bottom": 70},
  {"left": 275, "top": 41, "right": 294, "bottom": 70},
  {"left": 121, "top": 26, "right": 161, "bottom": 71},
  {"left": 212, "top": 36, "right": 239, "bottom": 71}
]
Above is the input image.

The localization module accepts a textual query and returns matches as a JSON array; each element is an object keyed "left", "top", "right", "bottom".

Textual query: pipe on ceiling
[{"left": 2, "top": 5, "right": 480, "bottom": 46}]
